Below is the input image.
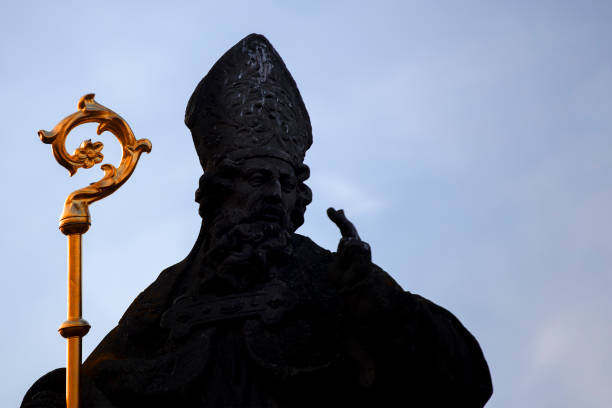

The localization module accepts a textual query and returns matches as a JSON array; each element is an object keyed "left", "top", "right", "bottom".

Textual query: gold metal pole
[
  {"left": 66, "top": 337, "right": 81, "bottom": 408},
  {"left": 59, "top": 233, "right": 88, "bottom": 408},
  {"left": 39, "top": 94, "right": 151, "bottom": 408},
  {"left": 58, "top": 221, "right": 90, "bottom": 408}
]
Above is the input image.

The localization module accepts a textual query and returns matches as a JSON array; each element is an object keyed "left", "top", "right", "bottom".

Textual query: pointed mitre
[{"left": 185, "top": 34, "right": 312, "bottom": 170}]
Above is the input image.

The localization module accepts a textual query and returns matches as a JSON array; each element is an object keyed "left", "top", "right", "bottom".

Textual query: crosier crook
[{"left": 38, "top": 94, "right": 151, "bottom": 408}]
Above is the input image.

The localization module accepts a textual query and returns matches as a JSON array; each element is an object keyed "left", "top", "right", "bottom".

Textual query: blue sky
[{"left": 2, "top": 1, "right": 611, "bottom": 406}]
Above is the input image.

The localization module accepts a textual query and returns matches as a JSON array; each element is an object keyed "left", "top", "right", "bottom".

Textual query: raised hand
[{"left": 327, "top": 208, "right": 372, "bottom": 288}]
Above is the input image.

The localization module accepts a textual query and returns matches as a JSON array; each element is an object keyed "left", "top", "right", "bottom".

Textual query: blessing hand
[{"left": 327, "top": 207, "right": 372, "bottom": 288}]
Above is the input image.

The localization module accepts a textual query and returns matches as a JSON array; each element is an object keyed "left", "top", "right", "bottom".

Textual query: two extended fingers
[{"left": 327, "top": 207, "right": 360, "bottom": 240}]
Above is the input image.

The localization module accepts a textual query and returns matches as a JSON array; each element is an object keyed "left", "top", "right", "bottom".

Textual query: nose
[{"left": 263, "top": 179, "right": 282, "bottom": 202}]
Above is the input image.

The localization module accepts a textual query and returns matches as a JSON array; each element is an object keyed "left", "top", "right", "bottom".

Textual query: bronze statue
[{"left": 23, "top": 33, "right": 492, "bottom": 408}]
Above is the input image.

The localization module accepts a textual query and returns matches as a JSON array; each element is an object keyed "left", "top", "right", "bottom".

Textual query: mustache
[
  {"left": 205, "top": 204, "right": 290, "bottom": 243},
  {"left": 244, "top": 205, "right": 287, "bottom": 222}
]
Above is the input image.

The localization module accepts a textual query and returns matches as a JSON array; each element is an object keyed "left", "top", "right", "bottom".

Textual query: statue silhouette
[{"left": 23, "top": 34, "right": 492, "bottom": 408}]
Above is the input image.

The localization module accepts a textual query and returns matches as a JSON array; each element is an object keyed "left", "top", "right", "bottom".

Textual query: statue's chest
[
  {"left": 241, "top": 290, "right": 341, "bottom": 377},
  {"left": 161, "top": 270, "right": 341, "bottom": 374}
]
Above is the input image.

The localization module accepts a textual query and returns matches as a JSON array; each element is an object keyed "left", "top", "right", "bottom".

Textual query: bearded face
[
  {"left": 226, "top": 157, "right": 298, "bottom": 227},
  {"left": 195, "top": 157, "right": 303, "bottom": 292}
]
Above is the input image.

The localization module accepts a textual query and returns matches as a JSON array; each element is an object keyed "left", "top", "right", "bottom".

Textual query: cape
[{"left": 22, "top": 233, "right": 492, "bottom": 407}]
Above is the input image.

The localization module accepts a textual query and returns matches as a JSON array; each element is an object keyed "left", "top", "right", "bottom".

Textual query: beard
[{"left": 197, "top": 205, "right": 293, "bottom": 293}]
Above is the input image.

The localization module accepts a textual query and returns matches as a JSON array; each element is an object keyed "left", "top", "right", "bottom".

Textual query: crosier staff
[{"left": 38, "top": 94, "right": 151, "bottom": 408}]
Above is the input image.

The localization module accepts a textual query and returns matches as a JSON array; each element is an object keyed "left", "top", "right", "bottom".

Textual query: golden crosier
[
  {"left": 39, "top": 94, "right": 151, "bottom": 408},
  {"left": 39, "top": 93, "right": 152, "bottom": 234}
]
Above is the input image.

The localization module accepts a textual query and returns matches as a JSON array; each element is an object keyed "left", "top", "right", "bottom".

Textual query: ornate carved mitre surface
[{"left": 185, "top": 33, "right": 312, "bottom": 170}]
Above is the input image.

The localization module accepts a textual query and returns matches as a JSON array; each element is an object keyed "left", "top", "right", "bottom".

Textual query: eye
[
  {"left": 281, "top": 176, "right": 296, "bottom": 192},
  {"left": 248, "top": 172, "right": 265, "bottom": 187}
]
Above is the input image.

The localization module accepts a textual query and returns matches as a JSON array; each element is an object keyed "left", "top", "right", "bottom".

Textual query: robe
[{"left": 22, "top": 233, "right": 492, "bottom": 407}]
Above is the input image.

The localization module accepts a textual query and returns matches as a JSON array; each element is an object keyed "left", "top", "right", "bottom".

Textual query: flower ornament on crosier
[{"left": 73, "top": 139, "right": 104, "bottom": 168}]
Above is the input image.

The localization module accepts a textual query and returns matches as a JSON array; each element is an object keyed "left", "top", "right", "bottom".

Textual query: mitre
[{"left": 185, "top": 33, "right": 312, "bottom": 171}]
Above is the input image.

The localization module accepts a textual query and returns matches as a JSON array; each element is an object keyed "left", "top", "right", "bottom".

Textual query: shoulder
[
  {"left": 118, "top": 224, "right": 208, "bottom": 328},
  {"left": 84, "top": 255, "right": 194, "bottom": 366},
  {"left": 118, "top": 259, "right": 186, "bottom": 327},
  {"left": 290, "top": 233, "right": 334, "bottom": 260}
]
